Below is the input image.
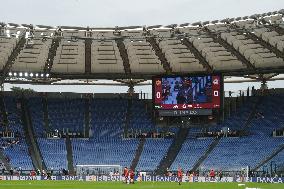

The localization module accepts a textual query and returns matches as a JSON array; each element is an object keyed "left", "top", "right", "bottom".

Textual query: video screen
[{"left": 153, "top": 75, "right": 221, "bottom": 110}]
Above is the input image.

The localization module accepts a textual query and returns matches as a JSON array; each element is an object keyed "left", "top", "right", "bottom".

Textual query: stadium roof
[{"left": 0, "top": 9, "right": 284, "bottom": 85}]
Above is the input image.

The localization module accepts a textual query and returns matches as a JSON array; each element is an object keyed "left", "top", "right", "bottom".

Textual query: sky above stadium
[
  {"left": 1, "top": 0, "right": 284, "bottom": 93},
  {"left": 1, "top": 0, "right": 283, "bottom": 27}
]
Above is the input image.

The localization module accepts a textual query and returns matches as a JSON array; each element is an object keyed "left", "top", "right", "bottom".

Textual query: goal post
[{"left": 75, "top": 164, "right": 122, "bottom": 176}]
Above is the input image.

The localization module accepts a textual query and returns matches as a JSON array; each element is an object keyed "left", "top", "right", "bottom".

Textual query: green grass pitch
[{"left": 0, "top": 181, "right": 283, "bottom": 189}]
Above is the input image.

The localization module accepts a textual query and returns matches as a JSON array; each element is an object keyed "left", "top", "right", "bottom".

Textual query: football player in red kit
[
  {"left": 123, "top": 167, "right": 129, "bottom": 184},
  {"left": 177, "top": 167, "right": 183, "bottom": 185},
  {"left": 129, "top": 169, "right": 135, "bottom": 184}
]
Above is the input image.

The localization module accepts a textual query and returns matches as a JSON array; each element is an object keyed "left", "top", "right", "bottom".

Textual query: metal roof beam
[
  {"left": 44, "top": 37, "right": 61, "bottom": 74},
  {"left": 180, "top": 37, "right": 213, "bottom": 73},
  {"left": 85, "top": 38, "right": 92, "bottom": 74},
  {"left": 115, "top": 39, "right": 131, "bottom": 76},
  {"left": 146, "top": 37, "right": 172, "bottom": 74}
]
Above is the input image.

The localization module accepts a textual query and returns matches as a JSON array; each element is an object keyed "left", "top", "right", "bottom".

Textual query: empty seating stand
[
  {"left": 171, "top": 137, "right": 213, "bottom": 171},
  {"left": 2, "top": 96, "right": 33, "bottom": 170},
  {"left": 71, "top": 98, "right": 139, "bottom": 168},
  {"left": 28, "top": 97, "right": 46, "bottom": 137},
  {"left": 48, "top": 98, "right": 85, "bottom": 133},
  {"left": 200, "top": 95, "right": 284, "bottom": 171},
  {"left": 136, "top": 139, "right": 172, "bottom": 171},
  {"left": 129, "top": 100, "right": 155, "bottom": 132},
  {"left": 37, "top": 138, "right": 67, "bottom": 170}
]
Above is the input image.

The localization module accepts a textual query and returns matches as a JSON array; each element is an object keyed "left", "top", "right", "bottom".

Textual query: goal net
[{"left": 75, "top": 165, "right": 122, "bottom": 176}]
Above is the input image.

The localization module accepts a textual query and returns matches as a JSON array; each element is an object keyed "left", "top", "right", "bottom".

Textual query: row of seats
[
  {"left": 201, "top": 95, "right": 284, "bottom": 171},
  {"left": 28, "top": 97, "right": 46, "bottom": 137},
  {"left": 2, "top": 96, "right": 33, "bottom": 170},
  {"left": 37, "top": 138, "right": 67, "bottom": 170},
  {"left": 48, "top": 98, "right": 85, "bottom": 133},
  {"left": 136, "top": 139, "right": 172, "bottom": 171},
  {"left": 202, "top": 136, "right": 283, "bottom": 171},
  {"left": 72, "top": 138, "right": 138, "bottom": 168},
  {"left": 171, "top": 138, "right": 213, "bottom": 171}
]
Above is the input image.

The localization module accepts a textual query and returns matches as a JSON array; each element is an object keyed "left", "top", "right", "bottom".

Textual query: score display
[{"left": 153, "top": 75, "right": 222, "bottom": 116}]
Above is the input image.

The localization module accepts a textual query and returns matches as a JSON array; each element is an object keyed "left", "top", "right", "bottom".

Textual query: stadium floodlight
[
  {"left": 19, "top": 72, "right": 23, "bottom": 77},
  {"left": 35, "top": 73, "right": 39, "bottom": 77},
  {"left": 24, "top": 72, "right": 28, "bottom": 77},
  {"left": 30, "top": 73, "right": 33, "bottom": 77},
  {"left": 8, "top": 72, "right": 12, "bottom": 76}
]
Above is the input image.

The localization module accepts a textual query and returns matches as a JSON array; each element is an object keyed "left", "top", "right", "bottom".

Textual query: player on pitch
[
  {"left": 123, "top": 167, "right": 129, "bottom": 184},
  {"left": 177, "top": 167, "right": 183, "bottom": 185}
]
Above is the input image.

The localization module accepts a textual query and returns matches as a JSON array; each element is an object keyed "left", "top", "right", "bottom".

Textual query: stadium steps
[
  {"left": 192, "top": 137, "right": 222, "bottom": 171},
  {"left": 21, "top": 97, "right": 47, "bottom": 171},
  {"left": 84, "top": 96, "right": 91, "bottom": 137},
  {"left": 146, "top": 37, "right": 172, "bottom": 74},
  {"left": 0, "top": 93, "right": 9, "bottom": 128},
  {"left": 0, "top": 149, "right": 11, "bottom": 171},
  {"left": 252, "top": 144, "right": 284, "bottom": 171},
  {"left": 116, "top": 39, "right": 131, "bottom": 75},
  {"left": 130, "top": 138, "right": 146, "bottom": 171},
  {"left": 65, "top": 135, "right": 75, "bottom": 175},
  {"left": 155, "top": 128, "right": 189, "bottom": 175},
  {"left": 85, "top": 38, "right": 92, "bottom": 74},
  {"left": 241, "top": 96, "right": 263, "bottom": 132},
  {"left": 42, "top": 95, "right": 50, "bottom": 133},
  {"left": 124, "top": 98, "right": 132, "bottom": 137}
]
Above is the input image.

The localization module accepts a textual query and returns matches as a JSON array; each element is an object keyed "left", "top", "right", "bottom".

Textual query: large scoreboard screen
[{"left": 153, "top": 75, "right": 222, "bottom": 116}]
